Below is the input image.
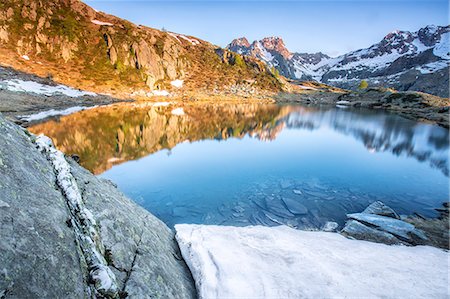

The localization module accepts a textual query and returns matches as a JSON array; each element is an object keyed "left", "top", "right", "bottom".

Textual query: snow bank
[
  {"left": 171, "top": 79, "right": 184, "bottom": 88},
  {"left": 175, "top": 224, "right": 448, "bottom": 299},
  {"left": 19, "top": 105, "right": 98, "bottom": 122},
  {"left": 1, "top": 79, "right": 97, "bottom": 97}
]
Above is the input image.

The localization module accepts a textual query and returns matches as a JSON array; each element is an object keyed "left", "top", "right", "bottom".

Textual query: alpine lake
[{"left": 29, "top": 101, "right": 449, "bottom": 229}]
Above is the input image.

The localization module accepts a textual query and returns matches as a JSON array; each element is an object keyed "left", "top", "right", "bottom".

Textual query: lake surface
[{"left": 29, "top": 102, "right": 449, "bottom": 229}]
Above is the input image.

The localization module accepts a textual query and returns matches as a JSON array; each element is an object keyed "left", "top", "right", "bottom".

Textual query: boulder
[
  {"left": 363, "top": 201, "right": 400, "bottom": 219},
  {"left": 0, "top": 114, "right": 197, "bottom": 298},
  {"left": 281, "top": 197, "right": 308, "bottom": 215},
  {"left": 341, "top": 220, "right": 401, "bottom": 245},
  {"left": 347, "top": 213, "right": 428, "bottom": 243}
]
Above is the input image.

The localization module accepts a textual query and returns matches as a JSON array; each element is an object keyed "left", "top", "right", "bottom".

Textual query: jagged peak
[{"left": 228, "top": 37, "right": 251, "bottom": 48}]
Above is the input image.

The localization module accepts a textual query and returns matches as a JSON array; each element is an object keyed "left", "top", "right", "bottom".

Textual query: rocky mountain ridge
[
  {"left": 0, "top": 0, "right": 283, "bottom": 98},
  {"left": 228, "top": 25, "right": 450, "bottom": 97}
]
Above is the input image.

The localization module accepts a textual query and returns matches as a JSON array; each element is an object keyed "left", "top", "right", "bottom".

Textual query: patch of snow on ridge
[
  {"left": 91, "top": 19, "right": 114, "bottom": 26},
  {"left": 19, "top": 105, "right": 99, "bottom": 122},
  {"left": 255, "top": 41, "right": 274, "bottom": 62},
  {"left": 171, "top": 79, "right": 184, "bottom": 88},
  {"left": 2, "top": 79, "right": 97, "bottom": 97},
  {"left": 21, "top": 55, "right": 30, "bottom": 60},
  {"left": 168, "top": 32, "right": 200, "bottom": 46},
  {"left": 175, "top": 224, "right": 448, "bottom": 299},
  {"left": 416, "top": 61, "right": 449, "bottom": 74},
  {"left": 433, "top": 32, "right": 450, "bottom": 59}
]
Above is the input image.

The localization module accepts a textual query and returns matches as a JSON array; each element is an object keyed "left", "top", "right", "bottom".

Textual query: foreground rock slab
[
  {"left": 0, "top": 114, "right": 196, "bottom": 298},
  {"left": 176, "top": 224, "right": 448, "bottom": 299}
]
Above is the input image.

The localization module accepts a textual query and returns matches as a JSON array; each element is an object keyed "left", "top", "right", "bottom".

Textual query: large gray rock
[
  {"left": 0, "top": 115, "right": 88, "bottom": 298},
  {"left": 362, "top": 201, "right": 400, "bottom": 219},
  {"left": 347, "top": 213, "right": 428, "bottom": 243},
  {"left": 341, "top": 220, "right": 401, "bottom": 245},
  {"left": 0, "top": 114, "right": 197, "bottom": 298}
]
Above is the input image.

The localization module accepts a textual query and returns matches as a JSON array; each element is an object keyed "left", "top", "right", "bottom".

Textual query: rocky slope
[
  {"left": 0, "top": 0, "right": 282, "bottom": 98},
  {"left": 228, "top": 25, "right": 450, "bottom": 97},
  {"left": 0, "top": 113, "right": 196, "bottom": 298}
]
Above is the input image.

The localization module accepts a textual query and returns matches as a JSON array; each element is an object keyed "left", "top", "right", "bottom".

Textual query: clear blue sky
[{"left": 85, "top": 0, "right": 448, "bottom": 57}]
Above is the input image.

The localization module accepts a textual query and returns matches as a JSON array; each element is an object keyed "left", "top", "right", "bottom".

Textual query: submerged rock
[
  {"left": 362, "top": 201, "right": 400, "bottom": 219},
  {"left": 281, "top": 197, "right": 308, "bottom": 215},
  {"left": 321, "top": 221, "right": 339, "bottom": 232}
]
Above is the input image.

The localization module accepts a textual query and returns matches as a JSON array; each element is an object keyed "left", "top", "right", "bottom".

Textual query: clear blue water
[{"left": 95, "top": 104, "right": 449, "bottom": 229}]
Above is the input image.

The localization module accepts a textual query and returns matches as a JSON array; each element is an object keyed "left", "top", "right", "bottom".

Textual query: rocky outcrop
[
  {"left": 0, "top": 0, "right": 282, "bottom": 96},
  {"left": 0, "top": 113, "right": 196, "bottom": 298},
  {"left": 341, "top": 201, "right": 449, "bottom": 249}
]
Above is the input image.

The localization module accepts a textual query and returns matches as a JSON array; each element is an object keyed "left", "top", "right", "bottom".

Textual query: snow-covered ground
[
  {"left": 19, "top": 105, "right": 99, "bottom": 122},
  {"left": 1, "top": 79, "right": 97, "bottom": 97},
  {"left": 176, "top": 224, "right": 448, "bottom": 299}
]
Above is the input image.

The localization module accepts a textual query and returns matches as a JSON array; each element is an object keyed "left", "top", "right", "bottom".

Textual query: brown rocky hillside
[{"left": 0, "top": 0, "right": 283, "bottom": 97}]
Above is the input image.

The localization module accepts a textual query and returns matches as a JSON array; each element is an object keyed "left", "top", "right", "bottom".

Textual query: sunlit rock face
[{"left": 29, "top": 102, "right": 448, "bottom": 177}]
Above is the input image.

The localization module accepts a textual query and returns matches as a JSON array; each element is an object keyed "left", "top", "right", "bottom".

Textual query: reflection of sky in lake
[{"left": 100, "top": 105, "right": 449, "bottom": 229}]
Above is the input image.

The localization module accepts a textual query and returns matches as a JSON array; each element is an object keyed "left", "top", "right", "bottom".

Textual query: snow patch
[
  {"left": 170, "top": 79, "right": 184, "bottom": 88},
  {"left": 19, "top": 106, "right": 98, "bottom": 122},
  {"left": 433, "top": 32, "right": 450, "bottom": 59},
  {"left": 91, "top": 19, "right": 114, "bottom": 26},
  {"left": 168, "top": 32, "right": 199, "bottom": 46},
  {"left": 1, "top": 79, "right": 97, "bottom": 97},
  {"left": 416, "top": 61, "right": 449, "bottom": 74},
  {"left": 21, "top": 55, "right": 30, "bottom": 61},
  {"left": 176, "top": 224, "right": 448, "bottom": 299},
  {"left": 171, "top": 107, "right": 185, "bottom": 116}
]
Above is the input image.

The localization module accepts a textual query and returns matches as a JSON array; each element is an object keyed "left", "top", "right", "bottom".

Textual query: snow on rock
[
  {"left": 91, "top": 19, "right": 114, "bottom": 26},
  {"left": 171, "top": 79, "right": 184, "bottom": 88},
  {"left": 168, "top": 32, "right": 199, "bottom": 46},
  {"left": 35, "top": 135, "right": 118, "bottom": 297},
  {"left": 21, "top": 55, "right": 30, "bottom": 61},
  {"left": 171, "top": 107, "right": 185, "bottom": 116},
  {"left": 433, "top": 32, "right": 450, "bottom": 59},
  {"left": 19, "top": 105, "right": 98, "bottom": 122},
  {"left": 175, "top": 224, "right": 448, "bottom": 299},
  {"left": 336, "top": 100, "right": 350, "bottom": 105},
  {"left": 416, "top": 61, "right": 449, "bottom": 74},
  {"left": 1, "top": 79, "right": 97, "bottom": 97}
]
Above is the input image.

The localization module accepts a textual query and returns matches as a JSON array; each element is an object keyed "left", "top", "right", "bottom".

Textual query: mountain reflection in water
[{"left": 29, "top": 102, "right": 448, "bottom": 176}]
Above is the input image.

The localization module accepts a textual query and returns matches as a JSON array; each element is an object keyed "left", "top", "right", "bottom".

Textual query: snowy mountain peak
[
  {"left": 259, "top": 36, "right": 292, "bottom": 59},
  {"left": 229, "top": 37, "right": 251, "bottom": 48}
]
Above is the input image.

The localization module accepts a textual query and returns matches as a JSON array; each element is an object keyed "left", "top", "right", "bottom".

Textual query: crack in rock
[{"left": 35, "top": 135, "right": 119, "bottom": 298}]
